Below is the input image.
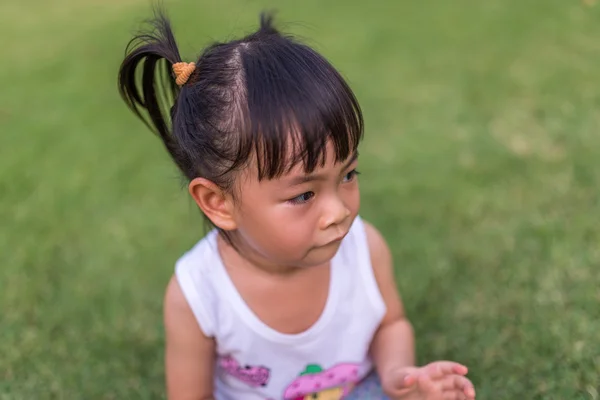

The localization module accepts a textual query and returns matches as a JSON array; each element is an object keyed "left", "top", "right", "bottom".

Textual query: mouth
[{"left": 323, "top": 232, "right": 348, "bottom": 246}]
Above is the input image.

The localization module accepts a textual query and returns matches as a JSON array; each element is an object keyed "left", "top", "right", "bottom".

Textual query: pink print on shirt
[
  {"left": 283, "top": 363, "right": 361, "bottom": 400},
  {"left": 219, "top": 355, "right": 270, "bottom": 387}
]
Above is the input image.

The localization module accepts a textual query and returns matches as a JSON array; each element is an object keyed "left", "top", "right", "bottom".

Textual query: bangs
[{"left": 236, "top": 36, "right": 364, "bottom": 180}]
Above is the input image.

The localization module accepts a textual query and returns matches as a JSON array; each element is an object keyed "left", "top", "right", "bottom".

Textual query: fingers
[
  {"left": 443, "top": 392, "right": 466, "bottom": 400},
  {"left": 441, "top": 375, "right": 476, "bottom": 399},
  {"left": 402, "top": 374, "right": 417, "bottom": 387},
  {"left": 383, "top": 367, "right": 419, "bottom": 392},
  {"left": 456, "top": 375, "right": 475, "bottom": 398},
  {"left": 425, "top": 361, "right": 468, "bottom": 379},
  {"left": 417, "top": 373, "right": 435, "bottom": 392},
  {"left": 443, "top": 393, "right": 461, "bottom": 400},
  {"left": 443, "top": 390, "right": 476, "bottom": 400},
  {"left": 464, "top": 384, "right": 476, "bottom": 398}
]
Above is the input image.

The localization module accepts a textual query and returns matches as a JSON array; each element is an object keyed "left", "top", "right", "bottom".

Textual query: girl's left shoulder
[
  {"left": 360, "top": 219, "right": 392, "bottom": 272},
  {"left": 360, "top": 219, "right": 405, "bottom": 318}
]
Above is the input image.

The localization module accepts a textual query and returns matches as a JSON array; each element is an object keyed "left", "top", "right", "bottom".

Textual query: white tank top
[{"left": 175, "top": 216, "right": 386, "bottom": 400}]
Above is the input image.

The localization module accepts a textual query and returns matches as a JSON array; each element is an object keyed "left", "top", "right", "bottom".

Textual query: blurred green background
[{"left": 2, "top": 0, "right": 599, "bottom": 398}]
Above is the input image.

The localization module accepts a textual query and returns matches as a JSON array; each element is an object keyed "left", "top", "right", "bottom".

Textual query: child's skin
[{"left": 163, "top": 141, "right": 476, "bottom": 400}]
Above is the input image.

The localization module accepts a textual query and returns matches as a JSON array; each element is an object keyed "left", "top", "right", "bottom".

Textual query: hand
[{"left": 381, "top": 361, "right": 476, "bottom": 400}]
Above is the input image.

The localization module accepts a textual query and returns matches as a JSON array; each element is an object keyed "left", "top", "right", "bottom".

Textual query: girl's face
[{"left": 232, "top": 140, "right": 360, "bottom": 269}]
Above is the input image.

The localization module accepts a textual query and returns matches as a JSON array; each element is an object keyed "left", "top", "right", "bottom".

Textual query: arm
[
  {"left": 163, "top": 276, "right": 215, "bottom": 400},
  {"left": 365, "top": 222, "right": 473, "bottom": 399},
  {"left": 364, "top": 222, "right": 416, "bottom": 379}
]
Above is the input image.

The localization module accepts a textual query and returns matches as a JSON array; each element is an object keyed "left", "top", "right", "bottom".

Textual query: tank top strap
[{"left": 174, "top": 230, "right": 221, "bottom": 338}]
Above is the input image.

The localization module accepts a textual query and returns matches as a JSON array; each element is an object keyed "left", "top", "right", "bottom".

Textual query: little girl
[{"left": 118, "top": 9, "right": 476, "bottom": 400}]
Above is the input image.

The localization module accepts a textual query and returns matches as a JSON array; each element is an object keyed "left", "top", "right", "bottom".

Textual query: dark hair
[{"left": 118, "top": 9, "right": 363, "bottom": 217}]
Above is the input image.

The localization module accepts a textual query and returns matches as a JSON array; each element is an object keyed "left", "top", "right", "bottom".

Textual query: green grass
[{"left": 2, "top": 0, "right": 600, "bottom": 398}]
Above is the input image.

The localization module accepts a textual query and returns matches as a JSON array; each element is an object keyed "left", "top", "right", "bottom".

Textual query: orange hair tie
[{"left": 172, "top": 62, "right": 196, "bottom": 86}]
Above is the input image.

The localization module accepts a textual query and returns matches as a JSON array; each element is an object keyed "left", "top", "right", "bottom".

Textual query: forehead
[
  {"left": 239, "top": 139, "right": 355, "bottom": 186},
  {"left": 284, "top": 140, "right": 345, "bottom": 174}
]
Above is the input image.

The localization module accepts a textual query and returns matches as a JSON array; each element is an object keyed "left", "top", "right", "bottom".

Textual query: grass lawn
[{"left": 2, "top": 0, "right": 599, "bottom": 398}]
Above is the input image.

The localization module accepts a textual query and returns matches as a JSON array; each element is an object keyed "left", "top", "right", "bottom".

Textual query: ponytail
[{"left": 117, "top": 9, "right": 185, "bottom": 158}]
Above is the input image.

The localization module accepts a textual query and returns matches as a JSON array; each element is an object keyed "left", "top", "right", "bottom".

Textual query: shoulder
[
  {"left": 164, "top": 275, "right": 210, "bottom": 338},
  {"left": 362, "top": 219, "right": 393, "bottom": 272},
  {"left": 360, "top": 218, "right": 405, "bottom": 321},
  {"left": 361, "top": 220, "right": 394, "bottom": 296},
  {"left": 168, "top": 231, "right": 221, "bottom": 338},
  {"left": 164, "top": 275, "right": 195, "bottom": 324},
  {"left": 163, "top": 275, "right": 215, "bottom": 359}
]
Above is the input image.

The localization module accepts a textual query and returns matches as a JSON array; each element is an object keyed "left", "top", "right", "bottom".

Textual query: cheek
[
  {"left": 267, "top": 206, "right": 317, "bottom": 244},
  {"left": 238, "top": 202, "right": 315, "bottom": 255}
]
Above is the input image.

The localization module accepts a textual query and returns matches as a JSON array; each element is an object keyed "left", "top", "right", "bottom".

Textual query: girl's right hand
[{"left": 381, "top": 361, "right": 476, "bottom": 400}]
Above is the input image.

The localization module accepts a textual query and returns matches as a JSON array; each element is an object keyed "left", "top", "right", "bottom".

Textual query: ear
[{"left": 188, "top": 178, "right": 237, "bottom": 231}]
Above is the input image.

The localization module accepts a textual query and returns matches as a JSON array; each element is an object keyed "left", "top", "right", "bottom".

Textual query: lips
[{"left": 323, "top": 232, "right": 348, "bottom": 246}]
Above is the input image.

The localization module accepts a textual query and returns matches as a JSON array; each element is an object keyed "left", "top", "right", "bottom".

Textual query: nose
[{"left": 319, "top": 194, "right": 350, "bottom": 230}]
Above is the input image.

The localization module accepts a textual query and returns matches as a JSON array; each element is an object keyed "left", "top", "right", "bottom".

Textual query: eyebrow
[{"left": 286, "top": 152, "right": 359, "bottom": 187}]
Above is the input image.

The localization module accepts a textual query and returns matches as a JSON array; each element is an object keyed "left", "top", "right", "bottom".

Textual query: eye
[
  {"left": 288, "top": 191, "right": 315, "bottom": 205},
  {"left": 342, "top": 169, "right": 360, "bottom": 183}
]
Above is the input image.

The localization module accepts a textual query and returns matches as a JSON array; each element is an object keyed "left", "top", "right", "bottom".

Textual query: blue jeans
[{"left": 345, "top": 371, "right": 390, "bottom": 399}]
